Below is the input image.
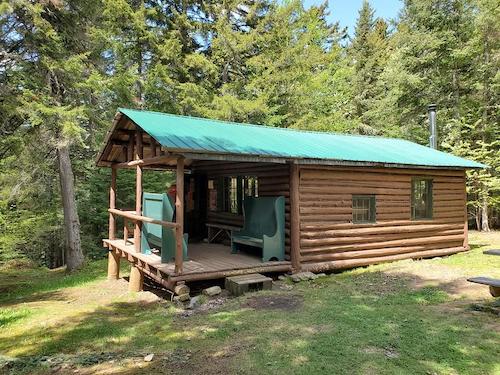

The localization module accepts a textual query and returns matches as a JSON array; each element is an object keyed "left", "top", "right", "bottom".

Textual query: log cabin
[{"left": 97, "top": 108, "right": 483, "bottom": 292}]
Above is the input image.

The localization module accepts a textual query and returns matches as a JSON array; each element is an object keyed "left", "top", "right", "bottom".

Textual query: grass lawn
[{"left": 0, "top": 231, "right": 499, "bottom": 375}]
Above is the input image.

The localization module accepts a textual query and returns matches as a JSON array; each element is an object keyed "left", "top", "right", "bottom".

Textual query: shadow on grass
[
  {"left": 0, "top": 260, "right": 119, "bottom": 306},
  {"left": 1, "top": 268, "right": 499, "bottom": 375},
  {"left": 0, "top": 298, "right": 249, "bottom": 375},
  {"left": 244, "top": 271, "right": 500, "bottom": 375}
]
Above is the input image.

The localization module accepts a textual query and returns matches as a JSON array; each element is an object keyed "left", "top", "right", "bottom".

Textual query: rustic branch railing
[
  {"left": 108, "top": 208, "right": 183, "bottom": 274},
  {"left": 108, "top": 208, "right": 180, "bottom": 229}
]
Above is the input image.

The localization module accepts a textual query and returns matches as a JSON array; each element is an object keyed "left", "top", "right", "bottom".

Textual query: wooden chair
[
  {"left": 231, "top": 196, "right": 285, "bottom": 262},
  {"left": 141, "top": 192, "right": 188, "bottom": 263}
]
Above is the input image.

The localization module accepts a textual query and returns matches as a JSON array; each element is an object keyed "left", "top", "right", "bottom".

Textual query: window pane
[
  {"left": 229, "top": 177, "right": 238, "bottom": 214},
  {"left": 411, "top": 178, "right": 433, "bottom": 219},
  {"left": 352, "top": 195, "right": 376, "bottom": 223}
]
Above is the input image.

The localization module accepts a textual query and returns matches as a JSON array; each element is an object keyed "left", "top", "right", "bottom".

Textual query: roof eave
[{"left": 95, "top": 111, "right": 123, "bottom": 167}]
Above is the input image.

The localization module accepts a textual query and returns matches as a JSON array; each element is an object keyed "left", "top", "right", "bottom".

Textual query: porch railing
[{"left": 108, "top": 208, "right": 183, "bottom": 273}]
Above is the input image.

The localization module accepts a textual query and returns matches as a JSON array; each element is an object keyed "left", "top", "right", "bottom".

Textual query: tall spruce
[
  {"left": 349, "top": 0, "right": 390, "bottom": 134},
  {"left": 0, "top": 0, "right": 109, "bottom": 269}
]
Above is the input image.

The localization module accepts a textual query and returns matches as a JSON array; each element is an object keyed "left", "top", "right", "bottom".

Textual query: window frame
[
  {"left": 411, "top": 177, "right": 433, "bottom": 220},
  {"left": 352, "top": 194, "right": 376, "bottom": 224},
  {"left": 211, "top": 176, "right": 258, "bottom": 214}
]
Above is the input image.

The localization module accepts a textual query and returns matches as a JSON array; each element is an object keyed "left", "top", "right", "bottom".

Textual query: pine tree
[
  {"left": 207, "top": 0, "right": 353, "bottom": 130},
  {"left": 349, "top": 0, "right": 391, "bottom": 134},
  {"left": 0, "top": 0, "right": 110, "bottom": 269},
  {"left": 443, "top": 0, "right": 500, "bottom": 230}
]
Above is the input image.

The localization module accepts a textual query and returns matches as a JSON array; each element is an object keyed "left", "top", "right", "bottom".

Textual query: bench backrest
[
  {"left": 141, "top": 192, "right": 188, "bottom": 262},
  {"left": 141, "top": 192, "right": 173, "bottom": 251},
  {"left": 241, "top": 196, "right": 284, "bottom": 238}
]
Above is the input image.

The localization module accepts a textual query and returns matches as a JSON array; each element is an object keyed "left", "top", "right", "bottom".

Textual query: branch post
[
  {"left": 175, "top": 156, "right": 185, "bottom": 274},
  {"left": 107, "top": 165, "right": 120, "bottom": 280},
  {"left": 129, "top": 129, "right": 144, "bottom": 292}
]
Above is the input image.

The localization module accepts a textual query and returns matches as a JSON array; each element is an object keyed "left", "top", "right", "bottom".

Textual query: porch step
[{"left": 225, "top": 273, "right": 272, "bottom": 296}]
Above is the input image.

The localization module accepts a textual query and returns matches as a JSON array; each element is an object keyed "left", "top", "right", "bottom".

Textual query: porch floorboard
[{"left": 103, "top": 239, "right": 291, "bottom": 285}]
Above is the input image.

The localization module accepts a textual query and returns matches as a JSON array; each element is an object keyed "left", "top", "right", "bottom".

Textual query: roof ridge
[{"left": 118, "top": 107, "right": 413, "bottom": 143}]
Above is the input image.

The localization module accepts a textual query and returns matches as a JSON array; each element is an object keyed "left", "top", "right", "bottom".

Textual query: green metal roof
[{"left": 118, "top": 108, "right": 484, "bottom": 169}]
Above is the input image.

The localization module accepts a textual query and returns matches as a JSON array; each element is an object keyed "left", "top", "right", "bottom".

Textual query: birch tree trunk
[
  {"left": 57, "top": 144, "right": 84, "bottom": 271},
  {"left": 481, "top": 197, "right": 490, "bottom": 232}
]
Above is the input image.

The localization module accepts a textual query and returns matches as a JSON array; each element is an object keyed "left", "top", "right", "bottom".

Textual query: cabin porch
[
  {"left": 104, "top": 239, "right": 291, "bottom": 288},
  {"left": 99, "top": 111, "right": 302, "bottom": 293}
]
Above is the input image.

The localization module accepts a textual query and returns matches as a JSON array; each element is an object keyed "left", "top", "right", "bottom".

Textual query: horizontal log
[
  {"left": 300, "top": 214, "right": 353, "bottom": 222},
  {"left": 300, "top": 228, "right": 464, "bottom": 247},
  {"left": 433, "top": 194, "right": 465, "bottom": 201},
  {"left": 301, "top": 234, "right": 465, "bottom": 254},
  {"left": 109, "top": 208, "right": 180, "bottom": 228},
  {"left": 114, "top": 154, "right": 175, "bottom": 168},
  {"left": 300, "top": 186, "right": 411, "bottom": 196},
  {"left": 300, "top": 206, "right": 352, "bottom": 215},
  {"left": 301, "top": 223, "right": 464, "bottom": 238},
  {"left": 300, "top": 218, "right": 464, "bottom": 231},
  {"left": 301, "top": 246, "right": 467, "bottom": 271},
  {"left": 301, "top": 242, "right": 465, "bottom": 262},
  {"left": 300, "top": 180, "right": 413, "bottom": 189},
  {"left": 434, "top": 201, "right": 466, "bottom": 209}
]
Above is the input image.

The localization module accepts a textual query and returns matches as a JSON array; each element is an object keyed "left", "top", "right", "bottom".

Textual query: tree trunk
[
  {"left": 57, "top": 144, "right": 84, "bottom": 271},
  {"left": 475, "top": 207, "right": 481, "bottom": 230},
  {"left": 481, "top": 197, "right": 490, "bottom": 232}
]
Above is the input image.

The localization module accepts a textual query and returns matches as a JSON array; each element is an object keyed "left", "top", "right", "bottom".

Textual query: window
[
  {"left": 411, "top": 178, "right": 433, "bottom": 219},
  {"left": 352, "top": 195, "right": 376, "bottom": 223},
  {"left": 209, "top": 176, "right": 258, "bottom": 214}
]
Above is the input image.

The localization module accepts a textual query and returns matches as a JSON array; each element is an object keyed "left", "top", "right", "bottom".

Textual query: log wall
[
  {"left": 298, "top": 166, "right": 468, "bottom": 271},
  {"left": 192, "top": 161, "right": 291, "bottom": 259}
]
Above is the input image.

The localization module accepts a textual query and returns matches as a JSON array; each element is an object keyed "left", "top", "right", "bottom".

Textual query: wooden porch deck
[{"left": 104, "top": 239, "right": 291, "bottom": 287}]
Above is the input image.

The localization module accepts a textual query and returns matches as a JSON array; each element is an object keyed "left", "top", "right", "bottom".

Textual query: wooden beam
[
  {"left": 151, "top": 138, "right": 157, "bottom": 157},
  {"left": 289, "top": 162, "right": 301, "bottom": 272},
  {"left": 175, "top": 156, "right": 185, "bottom": 274},
  {"left": 127, "top": 136, "right": 134, "bottom": 162},
  {"left": 123, "top": 218, "right": 129, "bottom": 243},
  {"left": 133, "top": 131, "right": 143, "bottom": 253},
  {"left": 109, "top": 166, "right": 117, "bottom": 240},
  {"left": 130, "top": 129, "right": 144, "bottom": 292},
  {"left": 463, "top": 171, "right": 469, "bottom": 249},
  {"left": 107, "top": 165, "right": 120, "bottom": 280},
  {"left": 114, "top": 154, "right": 175, "bottom": 169},
  {"left": 129, "top": 265, "right": 144, "bottom": 292},
  {"left": 108, "top": 208, "right": 179, "bottom": 228}
]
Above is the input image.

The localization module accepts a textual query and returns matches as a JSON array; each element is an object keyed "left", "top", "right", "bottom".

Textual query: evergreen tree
[
  {"left": 0, "top": 0, "right": 109, "bottom": 269},
  {"left": 349, "top": 0, "right": 390, "bottom": 134}
]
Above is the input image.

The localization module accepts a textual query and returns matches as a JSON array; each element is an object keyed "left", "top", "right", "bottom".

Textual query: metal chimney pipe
[{"left": 428, "top": 104, "right": 437, "bottom": 149}]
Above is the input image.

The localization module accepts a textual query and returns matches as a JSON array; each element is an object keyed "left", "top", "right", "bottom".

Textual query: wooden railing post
[
  {"left": 133, "top": 130, "right": 143, "bottom": 253},
  {"left": 130, "top": 129, "right": 144, "bottom": 292},
  {"left": 109, "top": 165, "right": 117, "bottom": 240},
  {"left": 107, "top": 165, "right": 120, "bottom": 280},
  {"left": 289, "top": 162, "right": 301, "bottom": 272},
  {"left": 175, "top": 156, "right": 185, "bottom": 274},
  {"left": 123, "top": 218, "right": 129, "bottom": 244}
]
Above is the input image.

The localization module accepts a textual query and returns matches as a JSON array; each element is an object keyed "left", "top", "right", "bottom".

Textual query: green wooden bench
[
  {"left": 231, "top": 196, "right": 285, "bottom": 262},
  {"left": 141, "top": 192, "right": 188, "bottom": 263}
]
